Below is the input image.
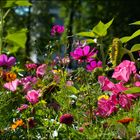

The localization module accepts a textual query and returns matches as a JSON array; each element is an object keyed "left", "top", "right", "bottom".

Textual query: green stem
[
  {"left": 66, "top": 125, "right": 70, "bottom": 140},
  {"left": 26, "top": 120, "right": 30, "bottom": 140},
  {"left": 99, "top": 38, "right": 105, "bottom": 70},
  {"left": 0, "top": 8, "right": 3, "bottom": 54}
]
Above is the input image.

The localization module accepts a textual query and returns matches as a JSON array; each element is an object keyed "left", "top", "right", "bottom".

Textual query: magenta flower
[
  {"left": 86, "top": 60, "right": 102, "bottom": 71},
  {"left": 25, "top": 63, "right": 37, "bottom": 70},
  {"left": 96, "top": 95, "right": 118, "bottom": 117},
  {"left": 25, "top": 90, "right": 40, "bottom": 104},
  {"left": 60, "top": 113, "right": 74, "bottom": 125},
  {"left": 112, "top": 60, "right": 136, "bottom": 82},
  {"left": 36, "top": 64, "right": 47, "bottom": 78},
  {"left": 3, "top": 79, "right": 19, "bottom": 92},
  {"left": 17, "top": 104, "right": 28, "bottom": 112},
  {"left": 0, "top": 54, "right": 16, "bottom": 68},
  {"left": 51, "top": 25, "right": 64, "bottom": 36},
  {"left": 98, "top": 76, "right": 115, "bottom": 91},
  {"left": 134, "top": 81, "right": 140, "bottom": 87},
  {"left": 70, "top": 46, "right": 97, "bottom": 63}
]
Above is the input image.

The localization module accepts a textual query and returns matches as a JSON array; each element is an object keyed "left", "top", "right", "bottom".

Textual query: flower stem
[
  {"left": 66, "top": 125, "right": 71, "bottom": 140},
  {"left": 0, "top": 8, "right": 4, "bottom": 54}
]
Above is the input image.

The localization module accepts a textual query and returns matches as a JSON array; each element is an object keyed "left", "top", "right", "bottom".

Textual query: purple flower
[
  {"left": 25, "top": 90, "right": 40, "bottom": 104},
  {"left": 36, "top": 64, "right": 47, "bottom": 78},
  {"left": 51, "top": 25, "right": 64, "bottom": 36},
  {"left": 60, "top": 113, "right": 74, "bottom": 125},
  {"left": 70, "top": 46, "right": 97, "bottom": 63},
  {"left": 0, "top": 54, "right": 16, "bottom": 68},
  {"left": 19, "top": 76, "right": 37, "bottom": 92},
  {"left": 17, "top": 104, "right": 28, "bottom": 112}
]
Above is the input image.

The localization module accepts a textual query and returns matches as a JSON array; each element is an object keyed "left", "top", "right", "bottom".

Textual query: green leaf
[
  {"left": 92, "top": 18, "right": 114, "bottom": 37},
  {"left": 15, "top": 0, "right": 32, "bottom": 6},
  {"left": 105, "top": 18, "right": 114, "bottom": 30},
  {"left": 120, "top": 29, "right": 140, "bottom": 43},
  {"left": 130, "top": 44, "right": 140, "bottom": 52},
  {"left": 124, "top": 87, "right": 140, "bottom": 94},
  {"left": 1, "top": 0, "right": 31, "bottom": 8},
  {"left": 92, "top": 21, "right": 107, "bottom": 37},
  {"left": 77, "top": 32, "right": 95, "bottom": 37},
  {"left": 85, "top": 39, "right": 95, "bottom": 44},
  {"left": 130, "top": 21, "right": 140, "bottom": 25},
  {"left": 6, "top": 28, "right": 27, "bottom": 52}
]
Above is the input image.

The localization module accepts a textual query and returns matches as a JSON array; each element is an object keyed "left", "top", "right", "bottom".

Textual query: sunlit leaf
[
  {"left": 130, "top": 44, "right": 140, "bottom": 52},
  {"left": 15, "top": 1, "right": 32, "bottom": 6},
  {"left": 120, "top": 29, "right": 140, "bottom": 43},
  {"left": 130, "top": 21, "right": 140, "bottom": 25},
  {"left": 2, "top": 0, "right": 32, "bottom": 8},
  {"left": 92, "top": 18, "right": 113, "bottom": 37},
  {"left": 6, "top": 28, "right": 27, "bottom": 48},
  {"left": 124, "top": 87, "right": 140, "bottom": 94},
  {"left": 77, "top": 32, "right": 95, "bottom": 37},
  {"left": 92, "top": 21, "right": 107, "bottom": 37}
]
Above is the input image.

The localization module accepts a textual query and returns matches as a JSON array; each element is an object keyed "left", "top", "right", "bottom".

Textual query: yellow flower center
[{"left": 98, "top": 95, "right": 109, "bottom": 101}]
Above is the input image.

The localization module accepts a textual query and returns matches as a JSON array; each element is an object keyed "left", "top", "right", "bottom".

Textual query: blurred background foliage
[{"left": 1, "top": 0, "right": 140, "bottom": 63}]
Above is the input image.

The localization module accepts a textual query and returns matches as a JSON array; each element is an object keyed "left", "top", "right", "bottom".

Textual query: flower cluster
[{"left": 96, "top": 60, "right": 140, "bottom": 117}]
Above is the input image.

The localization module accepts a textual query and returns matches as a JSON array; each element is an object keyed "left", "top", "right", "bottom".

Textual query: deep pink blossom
[
  {"left": 3, "top": 79, "right": 19, "bottom": 92},
  {"left": 96, "top": 95, "right": 118, "bottom": 117},
  {"left": 86, "top": 60, "right": 102, "bottom": 71},
  {"left": 98, "top": 76, "right": 115, "bottom": 91},
  {"left": 112, "top": 60, "right": 136, "bottom": 82},
  {"left": 17, "top": 104, "right": 28, "bottom": 112},
  {"left": 70, "top": 46, "right": 97, "bottom": 63},
  {"left": 51, "top": 25, "right": 64, "bottom": 36},
  {"left": 60, "top": 113, "right": 74, "bottom": 125},
  {"left": 36, "top": 64, "right": 47, "bottom": 78},
  {"left": 25, "top": 90, "right": 40, "bottom": 104},
  {"left": 25, "top": 63, "right": 37, "bottom": 70},
  {"left": 0, "top": 54, "right": 16, "bottom": 68}
]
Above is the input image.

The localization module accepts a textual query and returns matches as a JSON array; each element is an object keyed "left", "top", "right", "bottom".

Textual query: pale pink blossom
[
  {"left": 112, "top": 60, "right": 136, "bottom": 82},
  {"left": 25, "top": 90, "right": 40, "bottom": 104},
  {"left": 3, "top": 79, "right": 19, "bottom": 92},
  {"left": 17, "top": 104, "right": 28, "bottom": 112},
  {"left": 36, "top": 64, "right": 47, "bottom": 78}
]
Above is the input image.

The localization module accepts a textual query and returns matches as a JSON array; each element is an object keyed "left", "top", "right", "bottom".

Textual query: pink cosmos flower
[
  {"left": 51, "top": 25, "right": 64, "bottom": 36},
  {"left": 0, "top": 54, "right": 16, "bottom": 68},
  {"left": 70, "top": 46, "right": 97, "bottom": 63},
  {"left": 96, "top": 95, "right": 118, "bottom": 117},
  {"left": 86, "top": 60, "right": 102, "bottom": 71},
  {"left": 112, "top": 60, "right": 136, "bottom": 82},
  {"left": 25, "top": 90, "right": 40, "bottom": 104},
  {"left": 36, "top": 64, "right": 47, "bottom": 78},
  {"left": 3, "top": 79, "right": 19, "bottom": 92},
  {"left": 17, "top": 104, "right": 28, "bottom": 112}
]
